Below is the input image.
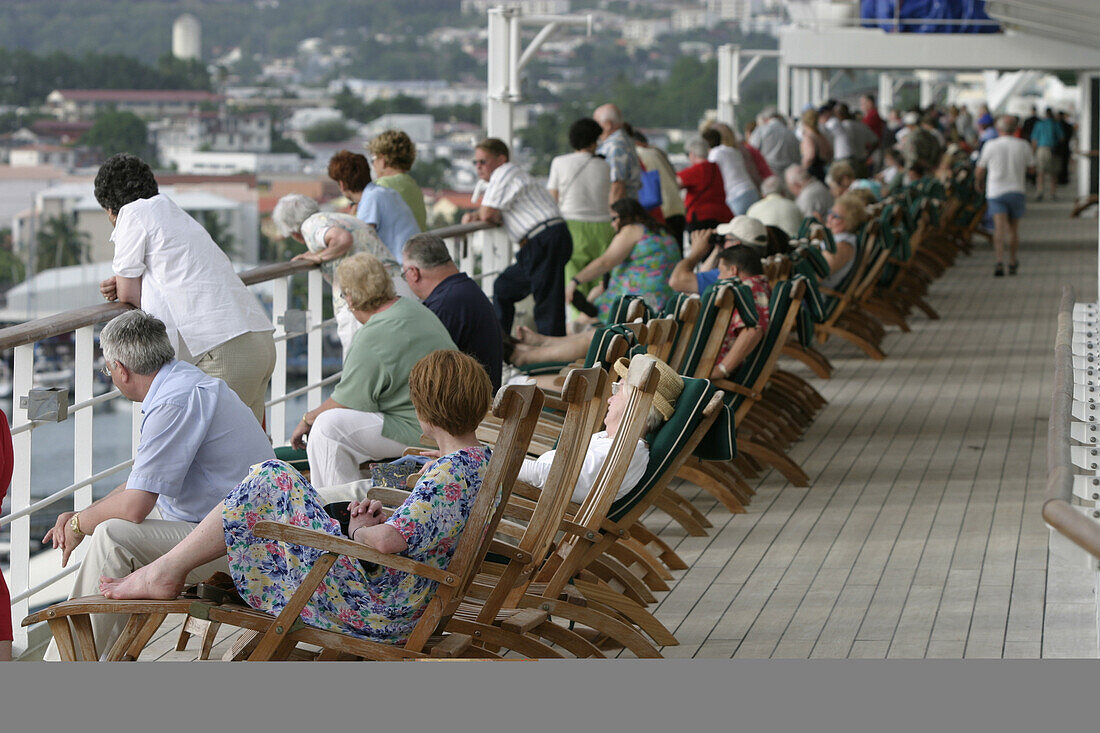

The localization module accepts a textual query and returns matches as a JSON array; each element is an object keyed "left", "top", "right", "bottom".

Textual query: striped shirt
[{"left": 481, "top": 161, "right": 562, "bottom": 242}]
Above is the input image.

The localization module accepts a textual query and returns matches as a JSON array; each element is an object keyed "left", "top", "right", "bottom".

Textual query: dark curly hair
[
  {"left": 94, "top": 154, "right": 159, "bottom": 214},
  {"left": 611, "top": 197, "right": 665, "bottom": 235},
  {"left": 327, "top": 150, "right": 372, "bottom": 192},
  {"left": 568, "top": 118, "right": 602, "bottom": 151}
]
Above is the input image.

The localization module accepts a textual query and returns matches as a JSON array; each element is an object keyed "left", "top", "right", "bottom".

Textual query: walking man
[{"left": 977, "top": 116, "right": 1035, "bottom": 277}]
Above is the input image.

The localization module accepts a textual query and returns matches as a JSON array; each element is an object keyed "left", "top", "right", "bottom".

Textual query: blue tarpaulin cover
[{"left": 860, "top": 0, "right": 998, "bottom": 33}]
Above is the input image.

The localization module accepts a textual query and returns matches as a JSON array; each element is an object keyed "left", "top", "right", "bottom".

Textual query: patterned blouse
[
  {"left": 299, "top": 211, "right": 400, "bottom": 311},
  {"left": 593, "top": 226, "right": 680, "bottom": 321},
  {"left": 717, "top": 274, "right": 772, "bottom": 363},
  {"left": 222, "top": 447, "right": 491, "bottom": 645}
]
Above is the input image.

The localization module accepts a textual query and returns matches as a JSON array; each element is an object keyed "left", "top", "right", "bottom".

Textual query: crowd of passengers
[{"left": 2, "top": 94, "right": 1065, "bottom": 659}]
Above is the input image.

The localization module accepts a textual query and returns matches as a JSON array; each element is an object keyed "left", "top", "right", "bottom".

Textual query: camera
[{"left": 708, "top": 232, "right": 727, "bottom": 247}]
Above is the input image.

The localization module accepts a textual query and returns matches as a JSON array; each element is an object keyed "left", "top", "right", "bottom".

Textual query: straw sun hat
[{"left": 612, "top": 354, "right": 684, "bottom": 421}]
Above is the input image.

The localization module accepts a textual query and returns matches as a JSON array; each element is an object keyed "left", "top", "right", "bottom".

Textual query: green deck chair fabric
[
  {"left": 721, "top": 277, "right": 796, "bottom": 414},
  {"left": 607, "top": 294, "right": 655, "bottom": 325},
  {"left": 273, "top": 446, "right": 310, "bottom": 473},
  {"left": 679, "top": 279, "right": 759, "bottom": 378},
  {"left": 796, "top": 218, "right": 836, "bottom": 253},
  {"left": 608, "top": 376, "right": 733, "bottom": 521},
  {"left": 660, "top": 292, "right": 697, "bottom": 362}
]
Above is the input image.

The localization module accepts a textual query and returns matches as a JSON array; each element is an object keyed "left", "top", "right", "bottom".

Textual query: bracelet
[
  {"left": 571, "top": 277, "right": 581, "bottom": 286},
  {"left": 301, "top": 415, "right": 312, "bottom": 427},
  {"left": 716, "top": 363, "right": 729, "bottom": 377}
]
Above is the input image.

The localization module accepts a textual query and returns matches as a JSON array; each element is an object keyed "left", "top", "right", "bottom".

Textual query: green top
[
  {"left": 376, "top": 173, "right": 428, "bottom": 231},
  {"left": 332, "top": 297, "right": 457, "bottom": 446}
]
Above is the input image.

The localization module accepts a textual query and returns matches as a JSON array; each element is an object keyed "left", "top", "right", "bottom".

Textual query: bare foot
[
  {"left": 516, "top": 325, "right": 546, "bottom": 346},
  {"left": 509, "top": 343, "right": 537, "bottom": 366},
  {"left": 99, "top": 563, "right": 186, "bottom": 601}
]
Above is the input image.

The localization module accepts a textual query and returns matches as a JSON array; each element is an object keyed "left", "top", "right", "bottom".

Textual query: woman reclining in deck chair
[
  {"left": 99, "top": 350, "right": 493, "bottom": 646},
  {"left": 518, "top": 355, "right": 683, "bottom": 506}
]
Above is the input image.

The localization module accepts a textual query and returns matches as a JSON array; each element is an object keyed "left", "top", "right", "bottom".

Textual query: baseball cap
[
  {"left": 715, "top": 215, "right": 768, "bottom": 246},
  {"left": 903, "top": 112, "right": 920, "bottom": 125}
]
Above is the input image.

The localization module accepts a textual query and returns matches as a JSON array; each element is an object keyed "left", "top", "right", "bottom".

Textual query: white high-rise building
[
  {"left": 706, "top": 0, "right": 752, "bottom": 24},
  {"left": 172, "top": 14, "right": 202, "bottom": 61}
]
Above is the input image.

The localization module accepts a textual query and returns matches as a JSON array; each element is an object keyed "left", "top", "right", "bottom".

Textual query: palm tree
[{"left": 35, "top": 214, "right": 90, "bottom": 273}]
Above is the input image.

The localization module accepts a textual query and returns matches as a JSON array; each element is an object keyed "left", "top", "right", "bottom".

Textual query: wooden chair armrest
[
  {"left": 364, "top": 487, "right": 412, "bottom": 506},
  {"left": 540, "top": 394, "right": 570, "bottom": 413},
  {"left": 818, "top": 286, "right": 845, "bottom": 299},
  {"left": 713, "top": 378, "right": 760, "bottom": 401},
  {"left": 558, "top": 518, "right": 598, "bottom": 541},
  {"left": 511, "top": 480, "right": 543, "bottom": 502},
  {"left": 251, "top": 521, "right": 460, "bottom": 588},
  {"left": 485, "top": 538, "right": 534, "bottom": 565},
  {"left": 494, "top": 518, "right": 529, "bottom": 540}
]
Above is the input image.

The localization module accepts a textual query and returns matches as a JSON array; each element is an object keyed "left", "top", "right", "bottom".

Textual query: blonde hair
[
  {"left": 709, "top": 122, "right": 738, "bottom": 147},
  {"left": 335, "top": 252, "right": 396, "bottom": 312},
  {"left": 800, "top": 109, "right": 819, "bottom": 134},
  {"left": 367, "top": 130, "right": 417, "bottom": 172},
  {"left": 833, "top": 192, "right": 871, "bottom": 233},
  {"left": 409, "top": 350, "right": 492, "bottom": 435}
]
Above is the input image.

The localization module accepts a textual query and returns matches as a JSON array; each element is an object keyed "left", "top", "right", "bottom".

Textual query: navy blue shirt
[{"left": 423, "top": 272, "right": 503, "bottom": 390}]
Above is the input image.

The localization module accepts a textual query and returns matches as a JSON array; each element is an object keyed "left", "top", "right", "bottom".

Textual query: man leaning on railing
[{"left": 40, "top": 310, "right": 275, "bottom": 660}]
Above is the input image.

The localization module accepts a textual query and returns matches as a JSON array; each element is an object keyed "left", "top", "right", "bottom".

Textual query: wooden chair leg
[
  {"left": 222, "top": 629, "right": 262, "bottom": 661},
  {"left": 46, "top": 618, "right": 78, "bottom": 661}
]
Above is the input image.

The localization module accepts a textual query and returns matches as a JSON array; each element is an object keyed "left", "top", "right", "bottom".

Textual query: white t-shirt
[
  {"left": 707, "top": 144, "right": 756, "bottom": 203},
  {"left": 112, "top": 194, "right": 273, "bottom": 357},
  {"left": 517, "top": 431, "right": 649, "bottom": 505},
  {"left": 978, "top": 135, "right": 1035, "bottom": 199},
  {"left": 547, "top": 151, "right": 611, "bottom": 222}
]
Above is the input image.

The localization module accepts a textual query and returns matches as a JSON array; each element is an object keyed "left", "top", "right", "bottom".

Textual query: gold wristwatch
[{"left": 68, "top": 513, "right": 85, "bottom": 537}]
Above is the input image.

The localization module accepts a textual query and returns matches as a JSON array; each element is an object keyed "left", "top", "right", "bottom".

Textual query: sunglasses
[{"left": 473, "top": 158, "right": 490, "bottom": 167}]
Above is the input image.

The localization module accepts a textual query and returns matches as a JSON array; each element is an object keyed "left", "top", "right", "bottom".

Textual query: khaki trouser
[
  {"left": 183, "top": 330, "right": 276, "bottom": 425},
  {"left": 43, "top": 517, "right": 231, "bottom": 661}
]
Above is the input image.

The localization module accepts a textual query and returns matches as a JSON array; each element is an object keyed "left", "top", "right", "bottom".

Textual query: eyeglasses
[
  {"left": 610, "top": 382, "right": 622, "bottom": 395},
  {"left": 101, "top": 361, "right": 114, "bottom": 378},
  {"left": 473, "top": 158, "right": 490, "bottom": 167},
  {"left": 400, "top": 265, "right": 418, "bottom": 280},
  {"left": 826, "top": 210, "right": 841, "bottom": 219}
]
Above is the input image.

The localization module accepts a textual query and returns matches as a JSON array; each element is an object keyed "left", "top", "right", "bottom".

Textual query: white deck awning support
[{"left": 486, "top": 6, "right": 592, "bottom": 150}]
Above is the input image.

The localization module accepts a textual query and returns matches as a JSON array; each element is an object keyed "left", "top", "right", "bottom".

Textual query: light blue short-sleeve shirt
[
  {"left": 128, "top": 360, "right": 275, "bottom": 522},
  {"left": 356, "top": 183, "right": 421, "bottom": 264}
]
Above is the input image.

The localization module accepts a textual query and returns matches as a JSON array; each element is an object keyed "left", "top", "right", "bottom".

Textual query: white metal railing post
[
  {"left": 73, "top": 326, "right": 94, "bottom": 511},
  {"left": 307, "top": 268, "right": 323, "bottom": 410},
  {"left": 778, "top": 60, "right": 790, "bottom": 118},
  {"left": 9, "top": 343, "right": 33, "bottom": 654},
  {"left": 486, "top": 6, "right": 514, "bottom": 146},
  {"left": 270, "top": 275, "right": 289, "bottom": 447}
]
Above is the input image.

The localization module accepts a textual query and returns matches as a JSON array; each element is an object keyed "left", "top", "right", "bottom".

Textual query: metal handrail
[
  {"left": 0, "top": 220, "right": 501, "bottom": 352},
  {"left": 1043, "top": 284, "right": 1100, "bottom": 560}
]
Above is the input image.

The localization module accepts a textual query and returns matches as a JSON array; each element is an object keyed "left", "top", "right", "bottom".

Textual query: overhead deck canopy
[
  {"left": 777, "top": 26, "right": 1100, "bottom": 72},
  {"left": 984, "top": 0, "right": 1100, "bottom": 49}
]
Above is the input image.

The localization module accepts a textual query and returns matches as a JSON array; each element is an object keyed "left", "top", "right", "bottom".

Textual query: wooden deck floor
[{"left": 81, "top": 195, "right": 1100, "bottom": 662}]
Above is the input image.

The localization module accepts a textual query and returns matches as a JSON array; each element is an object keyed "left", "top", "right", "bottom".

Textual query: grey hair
[
  {"left": 996, "top": 115, "right": 1017, "bottom": 134},
  {"left": 100, "top": 310, "right": 176, "bottom": 376},
  {"left": 760, "top": 175, "right": 785, "bottom": 197},
  {"left": 784, "top": 163, "right": 810, "bottom": 185},
  {"left": 760, "top": 105, "right": 778, "bottom": 120},
  {"left": 402, "top": 233, "right": 454, "bottom": 269},
  {"left": 272, "top": 194, "right": 320, "bottom": 237},
  {"left": 594, "top": 104, "right": 622, "bottom": 126},
  {"left": 686, "top": 137, "right": 710, "bottom": 159},
  {"left": 644, "top": 406, "right": 666, "bottom": 434}
]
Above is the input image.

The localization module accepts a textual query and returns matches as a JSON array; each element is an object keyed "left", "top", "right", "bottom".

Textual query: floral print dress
[
  {"left": 221, "top": 447, "right": 491, "bottom": 645},
  {"left": 593, "top": 227, "right": 680, "bottom": 321}
]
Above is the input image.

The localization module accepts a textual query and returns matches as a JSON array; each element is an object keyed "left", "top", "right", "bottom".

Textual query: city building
[{"left": 45, "top": 89, "right": 225, "bottom": 123}]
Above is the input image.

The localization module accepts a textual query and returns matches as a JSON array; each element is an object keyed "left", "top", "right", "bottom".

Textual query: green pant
[{"left": 563, "top": 220, "right": 615, "bottom": 309}]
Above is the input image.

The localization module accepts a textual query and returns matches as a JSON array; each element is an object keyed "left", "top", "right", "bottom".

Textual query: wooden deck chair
[
  {"left": 528, "top": 374, "right": 727, "bottom": 650},
  {"left": 814, "top": 223, "right": 888, "bottom": 361},
  {"left": 679, "top": 279, "right": 811, "bottom": 490},
  {"left": 661, "top": 293, "right": 702, "bottom": 374},
  {"left": 27, "top": 383, "right": 544, "bottom": 662},
  {"left": 778, "top": 245, "right": 835, "bottom": 380},
  {"left": 446, "top": 363, "right": 679, "bottom": 657}
]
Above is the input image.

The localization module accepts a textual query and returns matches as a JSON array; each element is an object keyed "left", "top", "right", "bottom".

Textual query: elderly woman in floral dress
[{"left": 99, "top": 349, "right": 494, "bottom": 645}]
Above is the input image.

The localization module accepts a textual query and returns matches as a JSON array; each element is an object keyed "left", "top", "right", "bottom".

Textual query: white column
[
  {"left": 73, "top": 326, "right": 93, "bottom": 512},
  {"left": 777, "top": 60, "right": 790, "bottom": 118},
  {"left": 810, "top": 69, "right": 824, "bottom": 107},
  {"left": 919, "top": 71, "right": 935, "bottom": 108},
  {"left": 270, "top": 276, "right": 288, "bottom": 447},
  {"left": 307, "top": 268, "right": 323, "bottom": 411},
  {"left": 8, "top": 343, "right": 33, "bottom": 655},
  {"left": 879, "top": 73, "right": 894, "bottom": 113},
  {"left": 717, "top": 44, "right": 740, "bottom": 130},
  {"left": 486, "top": 7, "right": 514, "bottom": 147}
]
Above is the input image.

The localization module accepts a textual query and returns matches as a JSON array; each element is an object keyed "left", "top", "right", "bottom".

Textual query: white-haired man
[
  {"left": 785, "top": 164, "right": 834, "bottom": 221},
  {"left": 977, "top": 115, "right": 1035, "bottom": 277},
  {"left": 42, "top": 310, "right": 274, "bottom": 659},
  {"left": 750, "top": 107, "right": 802, "bottom": 176},
  {"left": 593, "top": 103, "right": 642, "bottom": 206},
  {"left": 746, "top": 176, "right": 804, "bottom": 238}
]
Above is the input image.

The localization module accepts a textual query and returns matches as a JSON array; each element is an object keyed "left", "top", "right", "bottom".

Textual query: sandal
[
  {"left": 994, "top": 264, "right": 1005, "bottom": 277},
  {"left": 1008, "top": 262, "right": 1018, "bottom": 275}
]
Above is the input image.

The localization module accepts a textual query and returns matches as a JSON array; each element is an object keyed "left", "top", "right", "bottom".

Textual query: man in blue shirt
[
  {"left": 1029, "top": 108, "right": 1064, "bottom": 202},
  {"left": 668, "top": 215, "right": 769, "bottom": 295},
  {"left": 401, "top": 233, "right": 503, "bottom": 390},
  {"left": 42, "top": 310, "right": 274, "bottom": 659}
]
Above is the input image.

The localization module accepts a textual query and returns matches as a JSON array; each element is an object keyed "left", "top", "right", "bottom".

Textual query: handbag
[{"left": 637, "top": 160, "right": 663, "bottom": 210}]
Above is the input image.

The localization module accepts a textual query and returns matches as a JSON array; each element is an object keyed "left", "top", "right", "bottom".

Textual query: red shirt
[
  {"left": 863, "top": 109, "right": 885, "bottom": 141},
  {"left": 677, "top": 161, "right": 733, "bottom": 224},
  {"left": 743, "top": 143, "right": 773, "bottom": 180}
]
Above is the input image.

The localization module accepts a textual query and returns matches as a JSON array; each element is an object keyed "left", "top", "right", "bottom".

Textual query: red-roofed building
[{"left": 46, "top": 89, "right": 225, "bottom": 122}]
